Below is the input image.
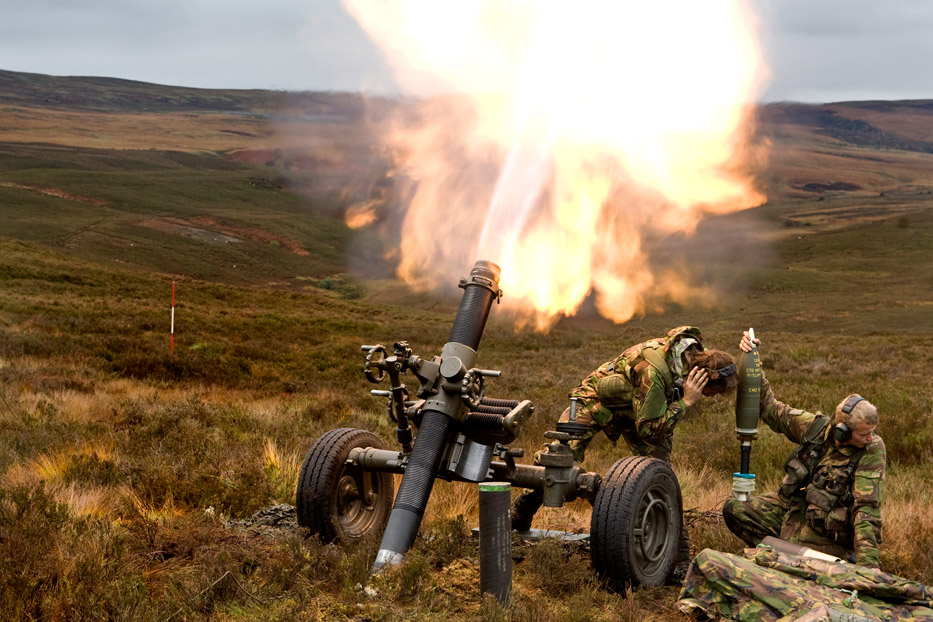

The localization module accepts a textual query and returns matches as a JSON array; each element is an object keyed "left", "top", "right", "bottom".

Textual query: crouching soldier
[
  {"left": 722, "top": 331, "right": 886, "bottom": 568},
  {"left": 511, "top": 326, "right": 738, "bottom": 578}
]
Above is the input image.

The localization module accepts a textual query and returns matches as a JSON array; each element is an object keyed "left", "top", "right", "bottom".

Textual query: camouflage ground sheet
[{"left": 676, "top": 546, "right": 933, "bottom": 622}]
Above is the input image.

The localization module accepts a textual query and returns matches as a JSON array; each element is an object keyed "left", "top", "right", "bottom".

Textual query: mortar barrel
[
  {"left": 448, "top": 260, "right": 501, "bottom": 351},
  {"left": 374, "top": 410, "right": 453, "bottom": 569},
  {"left": 373, "top": 260, "right": 502, "bottom": 572}
]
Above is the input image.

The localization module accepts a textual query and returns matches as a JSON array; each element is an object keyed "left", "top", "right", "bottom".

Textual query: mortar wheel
[
  {"left": 296, "top": 428, "right": 394, "bottom": 543},
  {"left": 590, "top": 456, "right": 682, "bottom": 590}
]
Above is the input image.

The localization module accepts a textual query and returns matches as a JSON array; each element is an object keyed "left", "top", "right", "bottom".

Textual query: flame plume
[{"left": 344, "top": 0, "right": 769, "bottom": 329}]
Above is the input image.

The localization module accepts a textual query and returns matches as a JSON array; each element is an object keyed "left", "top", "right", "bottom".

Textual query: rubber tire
[
  {"left": 590, "top": 456, "right": 683, "bottom": 590},
  {"left": 296, "top": 428, "right": 394, "bottom": 543}
]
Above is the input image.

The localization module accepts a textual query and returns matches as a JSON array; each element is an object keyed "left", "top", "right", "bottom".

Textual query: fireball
[{"left": 344, "top": 0, "right": 769, "bottom": 329}]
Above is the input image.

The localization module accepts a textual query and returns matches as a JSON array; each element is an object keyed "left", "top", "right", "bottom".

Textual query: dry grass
[
  {"left": 0, "top": 107, "right": 271, "bottom": 151},
  {"left": 261, "top": 438, "right": 303, "bottom": 503},
  {"left": 1, "top": 275, "right": 931, "bottom": 622},
  {"left": 2, "top": 285, "right": 932, "bottom": 621}
]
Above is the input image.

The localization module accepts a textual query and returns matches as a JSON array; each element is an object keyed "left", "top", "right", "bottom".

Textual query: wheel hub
[
  {"left": 633, "top": 487, "right": 672, "bottom": 573},
  {"left": 336, "top": 469, "right": 379, "bottom": 533}
]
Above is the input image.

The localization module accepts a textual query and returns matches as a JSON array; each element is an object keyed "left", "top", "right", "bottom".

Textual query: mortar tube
[
  {"left": 448, "top": 260, "right": 501, "bottom": 351},
  {"left": 373, "top": 260, "right": 501, "bottom": 572},
  {"left": 374, "top": 409, "right": 453, "bottom": 569}
]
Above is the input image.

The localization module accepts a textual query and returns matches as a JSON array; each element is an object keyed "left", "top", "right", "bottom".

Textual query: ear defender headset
[
  {"left": 834, "top": 394, "right": 866, "bottom": 443},
  {"left": 710, "top": 362, "right": 737, "bottom": 380},
  {"left": 702, "top": 361, "right": 737, "bottom": 393}
]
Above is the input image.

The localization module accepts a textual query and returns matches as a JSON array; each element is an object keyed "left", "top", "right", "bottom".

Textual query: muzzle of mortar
[{"left": 373, "top": 260, "right": 503, "bottom": 571}]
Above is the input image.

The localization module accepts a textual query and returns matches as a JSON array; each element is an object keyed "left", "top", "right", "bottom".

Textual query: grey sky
[
  {"left": 753, "top": 0, "right": 933, "bottom": 102},
  {"left": 2, "top": 0, "right": 932, "bottom": 103}
]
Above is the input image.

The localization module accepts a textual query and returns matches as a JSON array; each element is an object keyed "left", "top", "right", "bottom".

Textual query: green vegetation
[
  {"left": 0, "top": 142, "right": 352, "bottom": 284},
  {"left": 1, "top": 69, "right": 933, "bottom": 619}
]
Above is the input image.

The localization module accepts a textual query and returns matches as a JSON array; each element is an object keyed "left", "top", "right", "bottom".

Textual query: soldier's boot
[
  {"left": 669, "top": 526, "right": 692, "bottom": 585},
  {"left": 509, "top": 489, "right": 543, "bottom": 532}
]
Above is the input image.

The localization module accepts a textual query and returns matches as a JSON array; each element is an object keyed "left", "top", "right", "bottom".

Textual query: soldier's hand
[
  {"left": 739, "top": 330, "right": 760, "bottom": 353},
  {"left": 682, "top": 367, "right": 709, "bottom": 407}
]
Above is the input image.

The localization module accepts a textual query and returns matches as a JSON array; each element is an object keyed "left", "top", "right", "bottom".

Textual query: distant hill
[
  {"left": 0, "top": 68, "right": 390, "bottom": 118},
  {"left": 1, "top": 67, "right": 932, "bottom": 288},
  {"left": 0, "top": 69, "right": 403, "bottom": 288},
  {"left": 760, "top": 100, "right": 933, "bottom": 154},
  {"left": 0, "top": 68, "right": 275, "bottom": 112},
  {"left": 751, "top": 99, "right": 933, "bottom": 230}
]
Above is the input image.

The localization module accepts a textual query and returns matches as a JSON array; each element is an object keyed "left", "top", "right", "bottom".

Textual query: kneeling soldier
[{"left": 722, "top": 331, "right": 886, "bottom": 569}]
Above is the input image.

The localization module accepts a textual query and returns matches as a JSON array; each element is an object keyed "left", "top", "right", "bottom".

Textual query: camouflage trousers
[
  {"left": 677, "top": 546, "right": 933, "bottom": 622},
  {"left": 556, "top": 405, "right": 673, "bottom": 462},
  {"left": 722, "top": 492, "right": 786, "bottom": 546},
  {"left": 723, "top": 492, "right": 851, "bottom": 561}
]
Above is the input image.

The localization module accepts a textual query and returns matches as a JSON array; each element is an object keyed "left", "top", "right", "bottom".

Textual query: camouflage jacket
[
  {"left": 568, "top": 326, "right": 702, "bottom": 454},
  {"left": 758, "top": 371, "right": 886, "bottom": 568}
]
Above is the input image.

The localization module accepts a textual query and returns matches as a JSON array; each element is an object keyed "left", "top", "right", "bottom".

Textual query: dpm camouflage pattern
[
  {"left": 723, "top": 371, "right": 885, "bottom": 568},
  {"left": 677, "top": 546, "right": 933, "bottom": 622},
  {"left": 556, "top": 326, "right": 703, "bottom": 463}
]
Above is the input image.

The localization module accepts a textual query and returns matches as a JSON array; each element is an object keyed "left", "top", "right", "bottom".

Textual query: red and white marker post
[{"left": 171, "top": 281, "right": 175, "bottom": 353}]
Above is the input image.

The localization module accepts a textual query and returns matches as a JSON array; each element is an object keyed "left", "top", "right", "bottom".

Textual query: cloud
[
  {"left": 0, "top": 0, "right": 397, "bottom": 92},
  {"left": 0, "top": 0, "right": 930, "bottom": 101},
  {"left": 754, "top": 0, "right": 933, "bottom": 102}
]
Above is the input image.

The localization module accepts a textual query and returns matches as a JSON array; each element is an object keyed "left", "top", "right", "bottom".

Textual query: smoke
[{"left": 343, "top": 0, "right": 771, "bottom": 329}]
